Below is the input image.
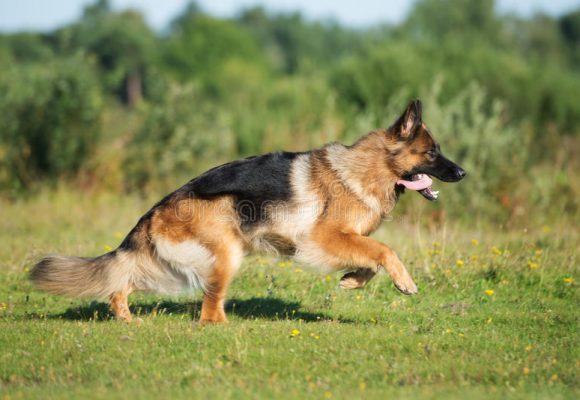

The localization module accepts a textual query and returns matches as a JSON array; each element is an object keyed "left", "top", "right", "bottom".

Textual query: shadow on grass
[{"left": 48, "top": 297, "right": 350, "bottom": 323}]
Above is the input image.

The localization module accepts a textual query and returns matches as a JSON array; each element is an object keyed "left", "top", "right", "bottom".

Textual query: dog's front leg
[{"left": 311, "top": 226, "right": 418, "bottom": 295}]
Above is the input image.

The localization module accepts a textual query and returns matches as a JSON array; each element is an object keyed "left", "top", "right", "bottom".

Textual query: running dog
[{"left": 30, "top": 100, "right": 466, "bottom": 323}]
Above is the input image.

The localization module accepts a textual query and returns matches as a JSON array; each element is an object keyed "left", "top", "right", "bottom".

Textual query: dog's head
[{"left": 387, "top": 100, "right": 466, "bottom": 201}]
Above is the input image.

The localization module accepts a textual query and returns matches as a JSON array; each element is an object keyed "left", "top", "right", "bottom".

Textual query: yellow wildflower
[
  {"left": 527, "top": 260, "right": 539, "bottom": 269},
  {"left": 104, "top": 244, "right": 113, "bottom": 252},
  {"left": 324, "top": 392, "right": 332, "bottom": 399},
  {"left": 563, "top": 277, "right": 573, "bottom": 284},
  {"left": 549, "top": 374, "right": 558, "bottom": 382},
  {"left": 290, "top": 329, "right": 300, "bottom": 337},
  {"left": 456, "top": 259, "right": 464, "bottom": 267},
  {"left": 484, "top": 289, "right": 494, "bottom": 296},
  {"left": 359, "top": 382, "right": 367, "bottom": 391},
  {"left": 524, "top": 345, "right": 533, "bottom": 352},
  {"left": 490, "top": 246, "right": 502, "bottom": 256},
  {"left": 523, "top": 367, "right": 530, "bottom": 375},
  {"left": 471, "top": 239, "right": 479, "bottom": 246}
]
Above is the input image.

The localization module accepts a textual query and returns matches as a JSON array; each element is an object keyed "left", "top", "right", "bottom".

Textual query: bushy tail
[{"left": 30, "top": 252, "right": 133, "bottom": 299}]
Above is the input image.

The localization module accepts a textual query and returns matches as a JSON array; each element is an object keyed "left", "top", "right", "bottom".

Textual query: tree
[
  {"left": 237, "top": 7, "right": 365, "bottom": 74},
  {"left": 64, "top": 0, "right": 157, "bottom": 106},
  {"left": 560, "top": 8, "right": 580, "bottom": 65},
  {"left": 404, "top": 0, "right": 499, "bottom": 42},
  {"left": 560, "top": 9, "right": 580, "bottom": 45},
  {"left": 163, "top": 3, "right": 265, "bottom": 95}
]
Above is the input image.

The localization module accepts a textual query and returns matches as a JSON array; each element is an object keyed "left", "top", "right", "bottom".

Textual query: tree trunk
[{"left": 126, "top": 70, "right": 142, "bottom": 107}]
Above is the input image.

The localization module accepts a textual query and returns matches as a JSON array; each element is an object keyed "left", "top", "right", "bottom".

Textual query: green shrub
[
  {"left": 331, "top": 39, "right": 580, "bottom": 136},
  {"left": 0, "top": 58, "right": 103, "bottom": 192},
  {"left": 124, "top": 84, "right": 235, "bottom": 193},
  {"left": 229, "top": 73, "right": 340, "bottom": 155}
]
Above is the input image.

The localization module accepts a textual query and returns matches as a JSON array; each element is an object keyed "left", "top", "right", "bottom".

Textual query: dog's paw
[
  {"left": 339, "top": 276, "right": 365, "bottom": 289},
  {"left": 339, "top": 269, "right": 376, "bottom": 290},
  {"left": 383, "top": 259, "right": 418, "bottom": 295},
  {"left": 394, "top": 279, "right": 418, "bottom": 295}
]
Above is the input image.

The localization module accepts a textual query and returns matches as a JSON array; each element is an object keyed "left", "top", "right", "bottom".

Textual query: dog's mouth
[{"left": 397, "top": 174, "right": 439, "bottom": 201}]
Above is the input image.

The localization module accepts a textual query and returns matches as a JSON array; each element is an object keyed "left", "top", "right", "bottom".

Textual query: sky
[{"left": 0, "top": 0, "right": 579, "bottom": 32}]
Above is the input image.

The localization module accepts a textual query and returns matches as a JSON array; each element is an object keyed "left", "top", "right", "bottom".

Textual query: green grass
[{"left": 0, "top": 189, "right": 578, "bottom": 399}]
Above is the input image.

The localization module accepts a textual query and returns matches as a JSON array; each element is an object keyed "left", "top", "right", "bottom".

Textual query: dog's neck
[{"left": 325, "top": 131, "right": 400, "bottom": 215}]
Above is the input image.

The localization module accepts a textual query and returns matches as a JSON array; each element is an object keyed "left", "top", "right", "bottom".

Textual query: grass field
[{"left": 0, "top": 189, "right": 578, "bottom": 399}]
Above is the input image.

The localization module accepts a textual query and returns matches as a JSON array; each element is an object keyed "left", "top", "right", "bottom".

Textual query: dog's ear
[{"left": 392, "top": 99, "right": 422, "bottom": 140}]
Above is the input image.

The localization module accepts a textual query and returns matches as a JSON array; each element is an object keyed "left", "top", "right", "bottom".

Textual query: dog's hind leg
[
  {"left": 109, "top": 288, "right": 133, "bottom": 322},
  {"left": 199, "top": 243, "right": 243, "bottom": 324},
  {"left": 339, "top": 268, "right": 377, "bottom": 289}
]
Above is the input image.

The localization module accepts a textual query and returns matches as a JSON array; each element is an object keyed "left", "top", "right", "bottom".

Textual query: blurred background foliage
[{"left": 0, "top": 0, "right": 579, "bottom": 224}]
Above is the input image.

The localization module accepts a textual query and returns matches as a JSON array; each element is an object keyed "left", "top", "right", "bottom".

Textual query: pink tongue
[{"left": 397, "top": 174, "right": 433, "bottom": 191}]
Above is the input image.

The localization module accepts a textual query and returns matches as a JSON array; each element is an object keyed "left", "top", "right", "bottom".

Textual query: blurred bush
[
  {"left": 229, "top": 73, "right": 340, "bottom": 155},
  {"left": 332, "top": 39, "right": 580, "bottom": 136},
  {"left": 124, "top": 84, "right": 234, "bottom": 193},
  {"left": 0, "top": 57, "right": 103, "bottom": 192},
  {"left": 162, "top": 4, "right": 267, "bottom": 98}
]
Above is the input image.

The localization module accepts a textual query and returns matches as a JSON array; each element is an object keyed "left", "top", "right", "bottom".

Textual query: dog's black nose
[{"left": 456, "top": 168, "right": 467, "bottom": 180}]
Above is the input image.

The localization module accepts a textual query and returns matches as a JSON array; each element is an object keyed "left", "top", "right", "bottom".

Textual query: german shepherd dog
[{"left": 31, "top": 100, "right": 466, "bottom": 323}]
